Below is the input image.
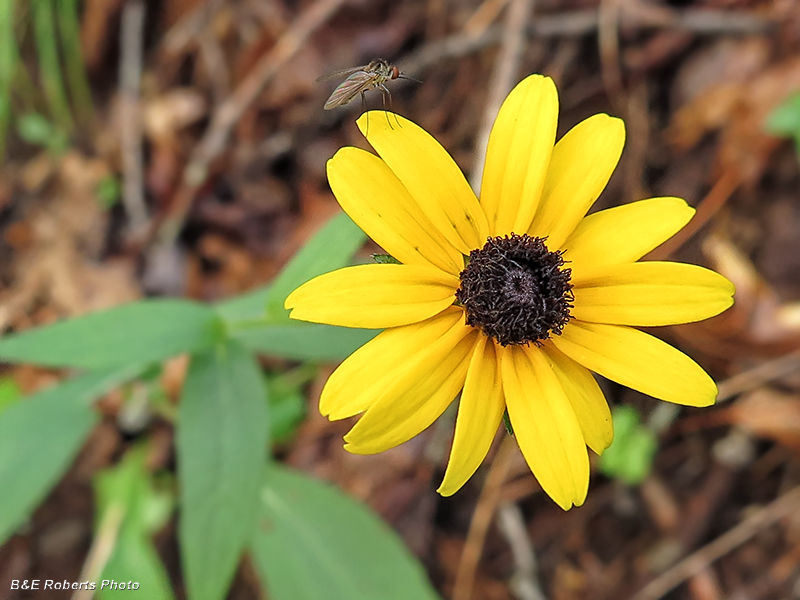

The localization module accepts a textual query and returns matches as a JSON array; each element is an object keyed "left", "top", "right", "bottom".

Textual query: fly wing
[
  {"left": 315, "top": 65, "right": 368, "bottom": 83},
  {"left": 323, "top": 71, "right": 377, "bottom": 109}
]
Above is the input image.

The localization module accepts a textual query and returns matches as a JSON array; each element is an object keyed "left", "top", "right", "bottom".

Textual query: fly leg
[
  {"left": 379, "top": 85, "right": 394, "bottom": 130},
  {"left": 361, "top": 90, "right": 369, "bottom": 136},
  {"left": 379, "top": 84, "right": 401, "bottom": 129}
]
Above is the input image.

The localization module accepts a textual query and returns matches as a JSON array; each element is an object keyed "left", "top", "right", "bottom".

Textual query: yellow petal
[
  {"left": 343, "top": 325, "right": 477, "bottom": 454},
  {"left": 480, "top": 75, "right": 559, "bottom": 235},
  {"left": 561, "top": 197, "right": 695, "bottom": 277},
  {"left": 320, "top": 308, "right": 466, "bottom": 419},
  {"left": 542, "top": 343, "right": 613, "bottom": 454},
  {"left": 285, "top": 263, "right": 458, "bottom": 328},
  {"left": 552, "top": 320, "right": 718, "bottom": 407},
  {"left": 529, "top": 114, "right": 625, "bottom": 249},
  {"left": 438, "top": 336, "right": 505, "bottom": 496},
  {"left": 500, "top": 345, "right": 589, "bottom": 510},
  {"left": 571, "top": 262, "right": 735, "bottom": 326},
  {"left": 357, "top": 111, "right": 489, "bottom": 254},
  {"left": 328, "top": 147, "right": 463, "bottom": 275}
]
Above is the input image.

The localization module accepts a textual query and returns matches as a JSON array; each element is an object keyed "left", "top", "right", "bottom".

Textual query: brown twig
[
  {"left": 629, "top": 485, "right": 800, "bottom": 600},
  {"left": 152, "top": 0, "right": 347, "bottom": 247},
  {"left": 469, "top": 0, "right": 535, "bottom": 193},
  {"left": 400, "top": 8, "right": 772, "bottom": 76},
  {"left": 453, "top": 435, "right": 519, "bottom": 600},
  {"left": 463, "top": 0, "right": 511, "bottom": 37},
  {"left": 599, "top": 0, "right": 624, "bottom": 110},
  {"left": 647, "top": 169, "right": 740, "bottom": 260},
  {"left": 72, "top": 503, "right": 125, "bottom": 600},
  {"left": 119, "top": 0, "right": 148, "bottom": 236},
  {"left": 497, "top": 502, "right": 546, "bottom": 600},
  {"left": 201, "top": 0, "right": 231, "bottom": 105},
  {"left": 621, "top": 77, "right": 651, "bottom": 201},
  {"left": 629, "top": 7, "right": 776, "bottom": 33},
  {"left": 673, "top": 348, "right": 800, "bottom": 436},
  {"left": 716, "top": 348, "right": 800, "bottom": 403}
]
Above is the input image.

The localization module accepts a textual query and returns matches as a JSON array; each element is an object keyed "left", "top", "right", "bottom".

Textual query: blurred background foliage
[{"left": 1, "top": 0, "right": 800, "bottom": 599}]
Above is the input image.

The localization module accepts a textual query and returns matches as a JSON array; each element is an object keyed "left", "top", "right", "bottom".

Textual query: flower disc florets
[{"left": 456, "top": 234, "right": 574, "bottom": 346}]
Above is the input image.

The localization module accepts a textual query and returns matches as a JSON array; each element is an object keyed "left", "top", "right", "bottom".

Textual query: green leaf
[
  {"left": 0, "top": 376, "right": 23, "bottom": 415},
  {"left": 0, "top": 0, "right": 19, "bottom": 162},
  {"left": 32, "top": 0, "right": 73, "bottom": 132},
  {"left": 0, "top": 367, "right": 140, "bottom": 543},
  {"left": 177, "top": 340, "right": 269, "bottom": 600},
  {"left": 96, "top": 447, "right": 175, "bottom": 600},
  {"left": 251, "top": 465, "right": 441, "bottom": 600},
  {"left": 99, "top": 533, "right": 175, "bottom": 600},
  {"left": 502, "top": 409, "right": 514, "bottom": 436},
  {"left": 598, "top": 405, "right": 658, "bottom": 486},
  {"left": 765, "top": 92, "right": 800, "bottom": 137},
  {"left": 56, "top": 0, "right": 93, "bottom": 125},
  {"left": 16, "top": 112, "right": 69, "bottom": 153},
  {"left": 234, "top": 323, "right": 377, "bottom": 361},
  {"left": 222, "top": 285, "right": 378, "bottom": 360},
  {"left": 17, "top": 112, "right": 56, "bottom": 145},
  {"left": 0, "top": 300, "right": 225, "bottom": 369},
  {"left": 95, "top": 447, "right": 173, "bottom": 536},
  {"left": 372, "top": 253, "right": 401, "bottom": 264},
  {"left": 265, "top": 212, "right": 366, "bottom": 320},
  {"left": 216, "top": 284, "right": 272, "bottom": 322},
  {"left": 95, "top": 174, "right": 121, "bottom": 209},
  {"left": 266, "top": 365, "right": 316, "bottom": 443},
  {"left": 220, "top": 212, "right": 372, "bottom": 358}
]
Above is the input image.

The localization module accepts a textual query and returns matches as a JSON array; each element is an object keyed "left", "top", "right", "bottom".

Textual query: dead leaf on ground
[
  {"left": 671, "top": 54, "right": 800, "bottom": 185},
  {"left": 726, "top": 389, "right": 800, "bottom": 452},
  {"left": 144, "top": 88, "right": 208, "bottom": 143},
  {"left": 0, "top": 152, "right": 140, "bottom": 332},
  {"left": 671, "top": 232, "right": 800, "bottom": 361}
]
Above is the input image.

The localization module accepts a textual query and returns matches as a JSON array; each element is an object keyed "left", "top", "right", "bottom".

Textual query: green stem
[
  {"left": 32, "top": 0, "right": 73, "bottom": 133},
  {"left": 0, "top": 0, "right": 19, "bottom": 162},
  {"left": 223, "top": 315, "right": 287, "bottom": 334},
  {"left": 57, "top": 0, "right": 93, "bottom": 125}
]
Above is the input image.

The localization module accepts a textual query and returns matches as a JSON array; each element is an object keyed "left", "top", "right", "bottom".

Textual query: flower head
[{"left": 286, "top": 75, "right": 734, "bottom": 509}]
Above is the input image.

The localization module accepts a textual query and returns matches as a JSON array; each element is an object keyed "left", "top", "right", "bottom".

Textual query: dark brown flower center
[{"left": 456, "top": 234, "right": 573, "bottom": 346}]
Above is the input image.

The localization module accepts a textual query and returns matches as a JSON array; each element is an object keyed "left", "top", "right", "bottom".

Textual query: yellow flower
[{"left": 285, "top": 74, "right": 734, "bottom": 509}]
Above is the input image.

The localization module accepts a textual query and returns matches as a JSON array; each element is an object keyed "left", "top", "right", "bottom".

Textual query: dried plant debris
[{"left": 2, "top": 1, "right": 800, "bottom": 599}]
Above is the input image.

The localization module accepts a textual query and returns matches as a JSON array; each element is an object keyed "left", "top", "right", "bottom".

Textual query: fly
[{"left": 316, "top": 59, "right": 420, "bottom": 129}]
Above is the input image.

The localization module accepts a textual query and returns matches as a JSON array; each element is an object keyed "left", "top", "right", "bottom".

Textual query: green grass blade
[
  {"left": 0, "top": 0, "right": 20, "bottom": 162},
  {"left": 32, "top": 0, "right": 73, "bottom": 132},
  {"left": 56, "top": 0, "right": 93, "bottom": 124}
]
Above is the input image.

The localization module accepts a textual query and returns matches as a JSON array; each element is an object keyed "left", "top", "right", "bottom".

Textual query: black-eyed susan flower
[{"left": 286, "top": 74, "right": 734, "bottom": 510}]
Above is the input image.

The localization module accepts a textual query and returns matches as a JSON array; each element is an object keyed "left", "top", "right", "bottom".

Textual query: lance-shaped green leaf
[
  {"left": 178, "top": 340, "right": 269, "bottom": 600},
  {"left": 0, "top": 300, "right": 224, "bottom": 369},
  {"left": 265, "top": 211, "right": 366, "bottom": 320},
  {"left": 216, "top": 284, "right": 272, "bottom": 323},
  {"left": 251, "top": 465, "right": 442, "bottom": 600},
  {"left": 220, "top": 212, "right": 372, "bottom": 357},
  {"left": 0, "top": 366, "right": 141, "bottom": 543},
  {"left": 232, "top": 323, "right": 378, "bottom": 361}
]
